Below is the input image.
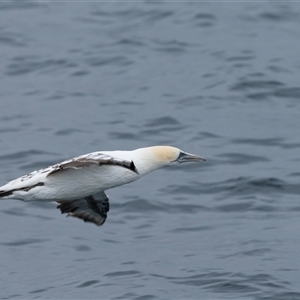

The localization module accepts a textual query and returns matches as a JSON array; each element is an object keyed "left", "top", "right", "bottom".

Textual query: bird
[{"left": 0, "top": 146, "right": 205, "bottom": 226}]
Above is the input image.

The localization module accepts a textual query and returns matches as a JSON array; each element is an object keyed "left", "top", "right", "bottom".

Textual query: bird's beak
[{"left": 177, "top": 151, "right": 206, "bottom": 163}]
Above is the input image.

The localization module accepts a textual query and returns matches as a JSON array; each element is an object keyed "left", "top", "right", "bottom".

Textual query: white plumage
[{"left": 0, "top": 146, "right": 205, "bottom": 226}]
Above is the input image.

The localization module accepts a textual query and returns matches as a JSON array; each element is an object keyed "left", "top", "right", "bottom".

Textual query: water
[{"left": 0, "top": 2, "right": 300, "bottom": 299}]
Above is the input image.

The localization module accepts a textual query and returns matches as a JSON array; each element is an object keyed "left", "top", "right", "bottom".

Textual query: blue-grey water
[{"left": 0, "top": 2, "right": 300, "bottom": 299}]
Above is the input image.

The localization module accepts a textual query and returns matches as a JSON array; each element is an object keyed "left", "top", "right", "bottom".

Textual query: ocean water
[{"left": 0, "top": 2, "right": 300, "bottom": 299}]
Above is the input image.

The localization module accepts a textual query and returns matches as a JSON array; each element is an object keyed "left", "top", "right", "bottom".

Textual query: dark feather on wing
[{"left": 56, "top": 193, "right": 110, "bottom": 226}]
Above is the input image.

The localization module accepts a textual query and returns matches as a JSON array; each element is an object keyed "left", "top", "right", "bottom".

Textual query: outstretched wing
[
  {"left": 0, "top": 152, "right": 138, "bottom": 200},
  {"left": 48, "top": 152, "right": 138, "bottom": 177},
  {"left": 56, "top": 191, "right": 110, "bottom": 226}
]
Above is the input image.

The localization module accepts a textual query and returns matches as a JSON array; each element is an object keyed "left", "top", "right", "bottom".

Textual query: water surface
[{"left": 0, "top": 2, "right": 300, "bottom": 299}]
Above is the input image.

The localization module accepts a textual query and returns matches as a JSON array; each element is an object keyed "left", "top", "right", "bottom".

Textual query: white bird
[{"left": 0, "top": 146, "right": 205, "bottom": 226}]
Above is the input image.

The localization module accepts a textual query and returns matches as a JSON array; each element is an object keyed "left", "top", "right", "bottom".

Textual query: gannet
[{"left": 0, "top": 146, "right": 205, "bottom": 226}]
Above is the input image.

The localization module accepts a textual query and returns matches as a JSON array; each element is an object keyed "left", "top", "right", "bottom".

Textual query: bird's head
[
  {"left": 151, "top": 146, "right": 206, "bottom": 165},
  {"left": 133, "top": 146, "right": 205, "bottom": 175}
]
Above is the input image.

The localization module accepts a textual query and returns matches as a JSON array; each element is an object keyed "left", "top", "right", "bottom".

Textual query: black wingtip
[
  {"left": 0, "top": 190, "right": 13, "bottom": 197},
  {"left": 130, "top": 161, "right": 139, "bottom": 174}
]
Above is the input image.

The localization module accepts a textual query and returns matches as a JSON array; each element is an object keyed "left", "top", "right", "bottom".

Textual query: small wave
[
  {"left": 0, "top": 150, "right": 55, "bottom": 162},
  {"left": 161, "top": 177, "right": 300, "bottom": 198},
  {"left": 0, "top": 238, "right": 49, "bottom": 247},
  {"left": 217, "top": 153, "right": 270, "bottom": 164},
  {"left": 76, "top": 280, "right": 100, "bottom": 288},
  {"left": 6, "top": 56, "right": 77, "bottom": 76},
  {"left": 231, "top": 80, "right": 284, "bottom": 91}
]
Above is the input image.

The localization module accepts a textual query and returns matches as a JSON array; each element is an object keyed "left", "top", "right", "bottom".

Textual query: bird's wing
[
  {"left": 47, "top": 152, "right": 138, "bottom": 177},
  {"left": 0, "top": 152, "right": 138, "bottom": 198},
  {"left": 56, "top": 191, "right": 109, "bottom": 226}
]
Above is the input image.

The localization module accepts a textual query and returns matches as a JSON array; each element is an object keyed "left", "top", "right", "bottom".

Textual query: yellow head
[{"left": 133, "top": 146, "right": 205, "bottom": 175}]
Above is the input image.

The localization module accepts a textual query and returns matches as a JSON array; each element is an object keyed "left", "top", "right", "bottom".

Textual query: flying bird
[{"left": 0, "top": 146, "right": 205, "bottom": 226}]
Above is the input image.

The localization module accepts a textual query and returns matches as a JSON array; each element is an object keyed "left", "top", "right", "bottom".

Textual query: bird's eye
[{"left": 176, "top": 151, "right": 186, "bottom": 162}]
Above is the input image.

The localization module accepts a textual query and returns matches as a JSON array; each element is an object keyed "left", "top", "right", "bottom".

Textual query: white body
[
  {"left": 0, "top": 150, "right": 152, "bottom": 201},
  {"left": 0, "top": 147, "right": 184, "bottom": 202}
]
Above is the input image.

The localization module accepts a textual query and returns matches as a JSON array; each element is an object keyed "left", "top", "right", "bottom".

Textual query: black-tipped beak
[{"left": 177, "top": 151, "right": 206, "bottom": 163}]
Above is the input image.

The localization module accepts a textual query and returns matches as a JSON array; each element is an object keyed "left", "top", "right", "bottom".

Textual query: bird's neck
[{"left": 130, "top": 148, "right": 166, "bottom": 177}]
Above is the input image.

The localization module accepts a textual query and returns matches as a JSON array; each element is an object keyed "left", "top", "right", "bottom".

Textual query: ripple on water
[
  {"left": 148, "top": 271, "right": 293, "bottom": 299},
  {"left": 76, "top": 280, "right": 100, "bottom": 288},
  {"left": 0, "top": 238, "right": 49, "bottom": 247},
  {"left": 5, "top": 56, "right": 77, "bottom": 76},
  {"left": 0, "top": 149, "right": 52, "bottom": 161},
  {"left": 162, "top": 177, "right": 298, "bottom": 197},
  {"left": 141, "top": 116, "right": 184, "bottom": 135},
  {"left": 217, "top": 153, "right": 270, "bottom": 164}
]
